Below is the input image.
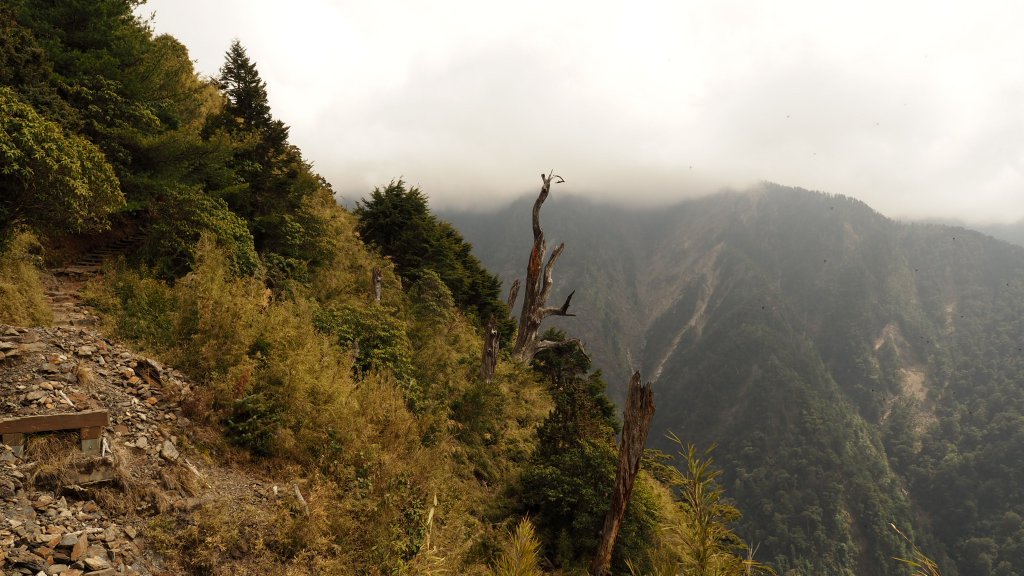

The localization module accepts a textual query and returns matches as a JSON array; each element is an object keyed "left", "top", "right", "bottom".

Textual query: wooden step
[{"left": 0, "top": 410, "right": 109, "bottom": 456}]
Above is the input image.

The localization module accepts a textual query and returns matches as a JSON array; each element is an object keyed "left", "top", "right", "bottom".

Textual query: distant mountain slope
[
  {"left": 447, "top": 184, "right": 1024, "bottom": 576},
  {"left": 981, "top": 220, "right": 1024, "bottom": 247},
  {"left": 928, "top": 218, "right": 1024, "bottom": 249}
]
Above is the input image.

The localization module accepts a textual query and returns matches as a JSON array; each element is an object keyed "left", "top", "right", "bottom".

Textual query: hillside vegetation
[
  {"left": 450, "top": 186, "right": 1024, "bottom": 576},
  {"left": 0, "top": 2, "right": 776, "bottom": 574}
]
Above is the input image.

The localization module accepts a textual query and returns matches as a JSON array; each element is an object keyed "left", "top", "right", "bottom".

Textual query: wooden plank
[{"left": 0, "top": 410, "right": 109, "bottom": 434}]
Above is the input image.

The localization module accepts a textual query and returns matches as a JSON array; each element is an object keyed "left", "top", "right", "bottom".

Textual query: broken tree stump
[
  {"left": 481, "top": 315, "right": 500, "bottom": 382},
  {"left": 590, "top": 372, "right": 655, "bottom": 575},
  {"left": 372, "top": 266, "right": 383, "bottom": 303}
]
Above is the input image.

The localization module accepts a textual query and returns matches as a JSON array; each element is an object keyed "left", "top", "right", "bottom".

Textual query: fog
[{"left": 140, "top": 0, "right": 1024, "bottom": 223}]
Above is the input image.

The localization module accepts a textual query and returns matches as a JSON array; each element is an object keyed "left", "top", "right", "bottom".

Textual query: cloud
[{"left": 141, "top": 0, "right": 1024, "bottom": 222}]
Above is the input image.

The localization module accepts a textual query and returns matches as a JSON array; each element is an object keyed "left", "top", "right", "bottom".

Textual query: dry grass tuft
[
  {"left": 490, "top": 518, "right": 543, "bottom": 576},
  {"left": 75, "top": 364, "right": 97, "bottom": 392},
  {"left": 0, "top": 231, "right": 52, "bottom": 326},
  {"left": 159, "top": 461, "right": 203, "bottom": 497},
  {"left": 23, "top": 433, "right": 79, "bottom": 489},
  {"left": 891, "top": 524, "right": 943, "bottom": 576},
  {"left": 24, "top": 435, "right": 150, "bottom": 515}
]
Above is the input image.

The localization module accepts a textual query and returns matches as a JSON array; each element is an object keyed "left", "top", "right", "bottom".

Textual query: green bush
[
  {"left": 222, "top": 391, "right": 281, "bottom": 457},
  {"left": 314, "top": 303, "right": 415, "bottom": 385},
  {"left": 95, "top": 267, "right": 176, "bottom": 349},
  {"left": 144, "top": 186, "right": 259, "bottom": 278},
  {"left": 0, "top": 87, "right": 124, "bottom": 240}
]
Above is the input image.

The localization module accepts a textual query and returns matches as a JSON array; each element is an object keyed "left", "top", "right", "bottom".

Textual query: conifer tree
[
  {"left": 217, "top": 40, "right": 289, "bottom": 156},
  {"left": 356, "top": 180, "right": 513, "bottom": 333},
  {"left": 209, "top": 39, "right": 330, "bottom": 279}
]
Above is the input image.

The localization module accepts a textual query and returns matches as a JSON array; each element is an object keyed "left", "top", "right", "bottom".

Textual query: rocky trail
[{"left": 2, "top": 245, "right": 288, "bottom": 576}]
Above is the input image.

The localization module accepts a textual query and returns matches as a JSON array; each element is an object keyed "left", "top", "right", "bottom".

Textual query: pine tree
[
  {"left": 223, "top": 41, "right": 288, "bottom": 156},
  {"left": 355, "top": 180, "right": 513, "bottom": 333},
  {"left": 209, "top": 39, "right": 331, "bottom": 279}
]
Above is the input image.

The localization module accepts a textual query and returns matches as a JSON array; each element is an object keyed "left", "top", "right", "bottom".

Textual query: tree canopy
[
  {"left": 355, "top": 179, "right": 513, "bottom": 333},
  {"left": 0, "top": 86, "right": 123, "bottom": 240}
]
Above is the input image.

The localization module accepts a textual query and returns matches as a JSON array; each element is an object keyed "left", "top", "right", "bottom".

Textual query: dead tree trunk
[
  {"left": 590, "top": 372, "right": 656, "bottom": 576},
  {"left": 512, "top": 171, "right": 577, "bottom": 361},
  {"left": 507, "top": 278, "right": 521, "bottom": 314},
  {"left": 481, "top": 315, "right": 500, "bottom": 382},
  {"left": 371, "top": 267, "right": 383, "bottom": 303}
]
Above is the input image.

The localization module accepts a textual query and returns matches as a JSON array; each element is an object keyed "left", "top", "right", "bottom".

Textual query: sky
[{"left": 137, "top": 0, "right": 1024, "bottom": 223}]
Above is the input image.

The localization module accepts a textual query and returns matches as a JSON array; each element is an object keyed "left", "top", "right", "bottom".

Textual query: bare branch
[
  {"left": 538, "top": 243, "right": 566, "bottom": 302},
  {"left": 540, "top": 290, "right": 575, "bottom": 318}
]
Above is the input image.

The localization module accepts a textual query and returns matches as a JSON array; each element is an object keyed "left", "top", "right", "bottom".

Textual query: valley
[{"left": 450, "top": 184, "right": 1024, "bottom": 575}]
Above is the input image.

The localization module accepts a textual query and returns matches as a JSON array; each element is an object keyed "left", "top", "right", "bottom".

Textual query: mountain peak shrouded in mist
[{"left": 449, "top": 184, "right": 1024, "bottom": 575}]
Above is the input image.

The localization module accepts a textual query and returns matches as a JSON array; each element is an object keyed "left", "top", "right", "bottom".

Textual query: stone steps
[{"left": 53, "top": 234, "right": 145, "bottom": 277}]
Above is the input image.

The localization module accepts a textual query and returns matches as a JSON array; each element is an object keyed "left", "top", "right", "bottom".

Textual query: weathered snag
[
  {"left": 507, "top": 278, "right": 521, "bottom": 313},
  {"left": 481, "top": 315, "right": 500, "bottom": 382},
  {"left": 511, "top": 171, "right": 578, "bottom": 361},
  {"left": 590, "top": 372, "right": 655, "bottom": 575},
  {"left": 371, "top": 266, "right": 383, "bottom": 303}
]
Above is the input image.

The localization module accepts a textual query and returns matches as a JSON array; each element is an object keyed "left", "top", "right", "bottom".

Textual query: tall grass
[
  {"left": 625, "top": 436, "right": 775, "bottom": 576},
  {"left": 0, "top": 231, "right": 52, "bottom": 326}
]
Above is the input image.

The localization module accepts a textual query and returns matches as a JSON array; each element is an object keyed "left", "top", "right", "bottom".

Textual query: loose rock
[{"left": 159, "top": 440, "right": 179, "bottom": 462}]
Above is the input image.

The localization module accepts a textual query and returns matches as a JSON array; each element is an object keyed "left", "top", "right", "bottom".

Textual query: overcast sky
[{"left": 138, "top": 0, "right": 1023, "bottom": 223}]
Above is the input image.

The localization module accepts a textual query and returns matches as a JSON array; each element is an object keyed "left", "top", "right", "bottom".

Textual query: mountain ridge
[{"left": 448, "top": 183, "right": 1024, "bottom": 575}]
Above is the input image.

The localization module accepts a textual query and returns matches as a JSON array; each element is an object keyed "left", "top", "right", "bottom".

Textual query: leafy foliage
[
  {"left": 314, "top": 303, "right": 415, "bottom": 386},
  {"left": 0, "top": 86, "right": 123, "bottom": 239},
  {"left": 143, "top": 185, "right": 259, "bottom": 277}
]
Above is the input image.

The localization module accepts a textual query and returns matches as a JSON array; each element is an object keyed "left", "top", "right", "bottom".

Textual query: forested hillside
[
  {"left": 938, "top": 219, "right": 1024, "bottom": 249},
  {"left": 450, "top": 185, "right": 1024, "bottom": 576},
  {"left": 1, "top": 2, "right": 778, "bottom": 574}
]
